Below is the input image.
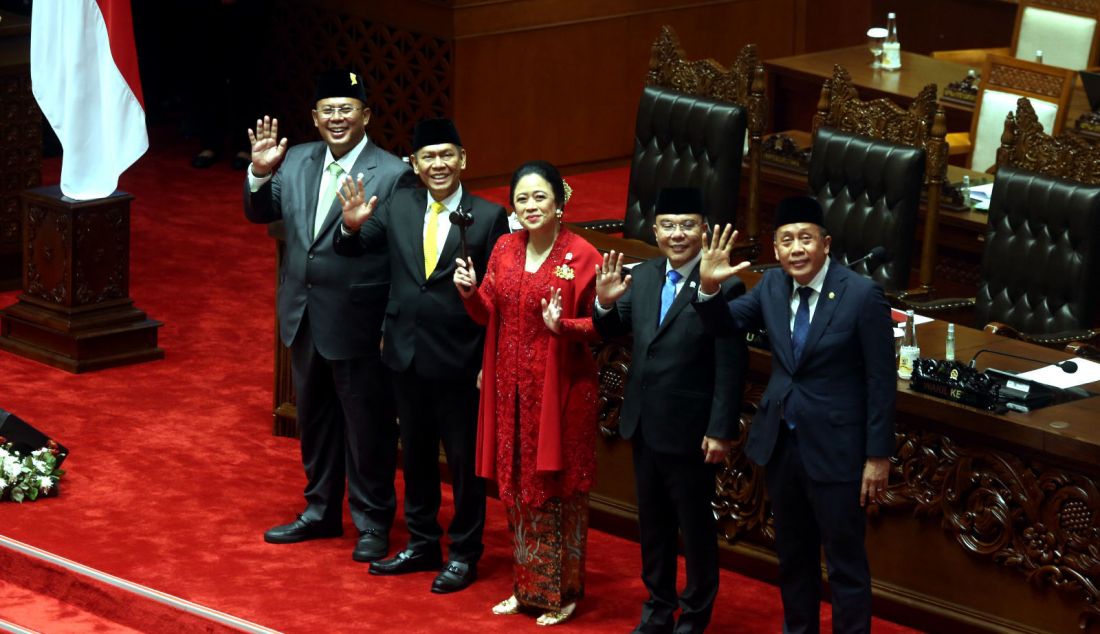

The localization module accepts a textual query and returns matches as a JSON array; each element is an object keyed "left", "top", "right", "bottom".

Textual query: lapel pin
[
  {"left": 565, "top": 252, "right": 573, "bottom": 261},
  {"left": 828, "top": 291, "right": 835, "bottom": 300},
  {"left": 689, "top": 281, "right": 697, "bottom": 289}
]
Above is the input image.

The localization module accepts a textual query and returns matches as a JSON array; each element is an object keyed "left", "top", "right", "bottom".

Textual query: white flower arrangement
[{"left": 0, "top": 440, "right": 65, "bottom": 502}]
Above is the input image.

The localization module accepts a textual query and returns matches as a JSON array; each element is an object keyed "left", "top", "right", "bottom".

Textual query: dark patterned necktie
[{"left": 791, "top": 286, "right": 813, "bottom": 363}]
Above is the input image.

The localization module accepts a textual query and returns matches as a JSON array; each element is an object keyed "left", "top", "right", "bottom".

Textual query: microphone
[
  {"left": 847, "top": 246, "right": 888, "bottom": 269},
  {"left": 968, "top": 348, "right": 1078, "bottom": 373}
]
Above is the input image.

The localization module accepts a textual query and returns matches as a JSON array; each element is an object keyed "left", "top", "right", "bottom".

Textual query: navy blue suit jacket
[{"left": 693, "top": 260, "right": 896, "bottom": 482}]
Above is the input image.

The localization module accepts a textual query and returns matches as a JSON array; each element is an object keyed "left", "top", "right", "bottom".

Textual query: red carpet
[{"left": 0, "top": 133, "right": 920, "bottom": 633}]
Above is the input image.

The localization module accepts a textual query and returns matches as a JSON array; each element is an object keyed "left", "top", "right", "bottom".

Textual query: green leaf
[
  {"left": 11, "top": 488, "right": 23, "bottom": 503},
  {"left": 27, "top": 488, "right": 38, "bottom": 501}
]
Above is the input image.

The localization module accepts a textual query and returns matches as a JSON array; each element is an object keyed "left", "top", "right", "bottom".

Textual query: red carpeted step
[{"left": 0, "top": 577, "right": 143, "bottom": 634}]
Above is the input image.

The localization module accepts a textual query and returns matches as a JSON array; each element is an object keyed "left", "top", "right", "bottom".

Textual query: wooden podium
[{"left": 0, "top": 186, "right": 163, "bottom": 372}]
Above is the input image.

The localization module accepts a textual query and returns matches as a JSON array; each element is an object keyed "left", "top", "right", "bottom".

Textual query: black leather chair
[
  {"left": 809, "top": 127, "right": 926, "bottom": 293},
  {"left": 977, "top": 166, "right": 1100, "bottom": 340},
  {"left": 912, "top": 165, "right": 1100, "bottom": 346},
  {"left": 579, "top": 85, "right": 746, "bottom": 244}
]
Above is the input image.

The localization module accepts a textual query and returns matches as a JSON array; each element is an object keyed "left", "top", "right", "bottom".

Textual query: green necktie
[{"left": 315, "top": 162, "right": 345, "bottom": 238}]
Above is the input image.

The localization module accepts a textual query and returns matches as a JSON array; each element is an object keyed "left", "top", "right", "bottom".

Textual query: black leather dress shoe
[
  {"left": 369, "top": 548, "right": 443, "bottom": 576},
  {"left": 263, "top": 515, "right": 342, "bottom": 544},
  {"left": 431, "top": 560, "right": 477, "bottom": 594},
  {"left": 352, "top": 527, "right": 389, "bottom": 562}
]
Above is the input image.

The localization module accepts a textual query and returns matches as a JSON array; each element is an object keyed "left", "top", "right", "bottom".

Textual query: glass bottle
[
  {"left": 945, "top": 323, "right": 956, "bottom": 362},
  {"left": 882, "top": 12, "right": 902, "bottom": 71},
  {"left": 898, "top": 309, "right": 920, "bottom": 378},
  {"left": 1035, "top": 50, "right": 1044, "bottom": 64},
  {"left": 960, "top": 175, "right": 971, "bottom": 207}
]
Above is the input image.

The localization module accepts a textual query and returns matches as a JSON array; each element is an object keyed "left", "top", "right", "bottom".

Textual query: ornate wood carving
[
  {"left": 645, "top": 25, "right": 766, "bottom": 247},
  {"left": 23, "top": 202, "right": 69, "bottom": 304},
  {"left": 73, "top": 207, "right": 127, "bottom": 305},
  {"left": 1032, "top": 0, "right": 1100, "bottom": 14},
  {"left": 813, "top": 65, "right": 938, "bottom": 149},
  {"left": 998, "top": 97, "right": 1100, "bottom": 185},
  {"left": 592, "top": 340, "right": 630, "bottom": 438},
  {"left": 987, "top": 62, "right": 1068, "bottom": 99},
  {"left": 0, "top": 64, "right": 43, "bottom": 289},
  {"left": 886, "top": 428, "right": 1100, "bottom": 628},
  {"left": 713, "top": 381, "right": 774, "bottom": 544},
  {"left": 267, "top": 1, "right": 453, "bottom": 155}
]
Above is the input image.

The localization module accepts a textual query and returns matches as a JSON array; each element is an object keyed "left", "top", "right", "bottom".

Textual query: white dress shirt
[{"left": 423, "top": 185, "right": 464, "bottom": 263}]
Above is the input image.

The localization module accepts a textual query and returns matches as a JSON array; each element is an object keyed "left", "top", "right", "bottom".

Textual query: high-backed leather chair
[
  {"left": 809, "top": 127, "right": 925, "bottom": 292},
  {"left": 807, "top": 66, "right": 947, "bottom": 294},
  {"left": 578, "top": 26, "right": 764, "bottom": 249},
  {"left": 933, "top": 0, "right": 1100, "bottom": 70},
  {"left": 616, "top": 86, "right": 745, "bottom": 244},
  {"left": 975, "top": 166, "right": 1100, "bottom": 342}
]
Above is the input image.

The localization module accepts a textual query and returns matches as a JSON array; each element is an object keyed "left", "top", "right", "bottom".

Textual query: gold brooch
[{"left": 553, "top": 264, "right": 575, "bottom": 280}]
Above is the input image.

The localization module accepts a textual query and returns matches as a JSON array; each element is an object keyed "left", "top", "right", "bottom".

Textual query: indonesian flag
[{"left": 30, "top": 0, "right": 149, "bottom": 200}]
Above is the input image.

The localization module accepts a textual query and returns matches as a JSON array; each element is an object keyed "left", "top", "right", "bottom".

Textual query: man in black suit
[
  {"left": 593, "top": 188, "right": 747, "bottom": 634},
  {"left": 693, "top": 197, "right": 896, "bottom": 634},
  {"left": 244, "top": 70, "right": 413, "bottom": 563},
  {"left": 333, "top": 119, "right": 509, "bottom": 593}
]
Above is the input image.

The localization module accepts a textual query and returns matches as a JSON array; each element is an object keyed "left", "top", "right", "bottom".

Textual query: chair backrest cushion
[
  {"left": 979, "top": 165, "right": 1100, "bottom": 333},
  {"left": 973, "top": 91, "right": 1059, "bottom": 173},
  {"left": 1017, "top": 6, "right": 1096, "bottom": 70},
  {"left": 624, "top": 85, "right": 746, "bottom": 243},
  {"left": 809, "top": 127, "right": 925, "bottom": 292}
]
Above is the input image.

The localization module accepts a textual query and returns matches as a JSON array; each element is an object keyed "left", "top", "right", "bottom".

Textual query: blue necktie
[
  {"left": 659, "top": 269, "right": 683, "bottom": 325},
  {"left": 791, "top": 286, "right": 813, "bottom": 363}
]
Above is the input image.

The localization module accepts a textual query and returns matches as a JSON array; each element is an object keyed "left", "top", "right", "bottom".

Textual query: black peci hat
[
  {"left": 774, "top": 196, "right": 824, "bottom": 230},
  {"left": 655, "top": 187, "right": 703, "bottom": 216},
  {"left": 315, "top": 69, "right": 367, "bottom": 104},
  {"left": 412, "top": 118, "right": 463, "bottom": 151}
]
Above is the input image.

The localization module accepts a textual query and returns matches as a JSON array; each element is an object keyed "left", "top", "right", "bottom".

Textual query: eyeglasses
[
  {"left": 315, "top": 105, "right": 361, "bottom": 118},
  {"left": 657, "top": 220, "right": 701, "bottom": 233}
]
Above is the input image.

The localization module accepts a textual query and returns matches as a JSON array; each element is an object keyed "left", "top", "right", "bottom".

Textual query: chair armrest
[
  {"left": 984, "top": 322, "right": 1100, "bottom": 348},
  {"left": 900, "top": 296, "right": 975, "bottom": 312},
  {"left": 945, "top": 132, "right": 971, "bottom": 156},
  {"left": 930, "top": 47, "right": 1011, "bottom": 67},
  {"left": 1066, "top": 340, "right": 1100, "bottom": 359},
  {"left": 573, "top": 218, "right": 625, "bottom": 234}
]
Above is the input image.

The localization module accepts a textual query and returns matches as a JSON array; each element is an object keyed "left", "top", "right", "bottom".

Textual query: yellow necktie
[{"left": 424, "top": 201, "right": 446, "bottom": 277}]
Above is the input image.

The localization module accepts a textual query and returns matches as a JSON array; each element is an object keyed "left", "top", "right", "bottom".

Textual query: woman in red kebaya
[{"left": 454, "top": 160, "right": 600, "bottom": 626}]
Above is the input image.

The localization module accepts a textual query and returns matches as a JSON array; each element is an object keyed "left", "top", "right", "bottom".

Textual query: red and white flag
[{"left": 31, "top": 0, "right": 149, "bottom": 200}]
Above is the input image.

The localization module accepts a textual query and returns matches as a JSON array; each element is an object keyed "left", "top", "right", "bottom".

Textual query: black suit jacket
[
  {"left": 694, "top": 260, "right": 896, "bottom": 482},
  {"left": 333, "top": 187, "right": 509, "bottom": 380},
  {"left": 244, "top": 139, "right": 413, "bottom": 360},
  {"left": 595, "top": 258, "right": 747, "bottom": 455}
]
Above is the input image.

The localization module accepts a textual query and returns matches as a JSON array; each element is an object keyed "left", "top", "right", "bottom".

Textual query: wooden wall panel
[
  {"left": 453, "top": 0, "right": 796, "bottom": 179},
  {"left": 869, "top": 0, "right": 1018, "bottom": 55}
]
